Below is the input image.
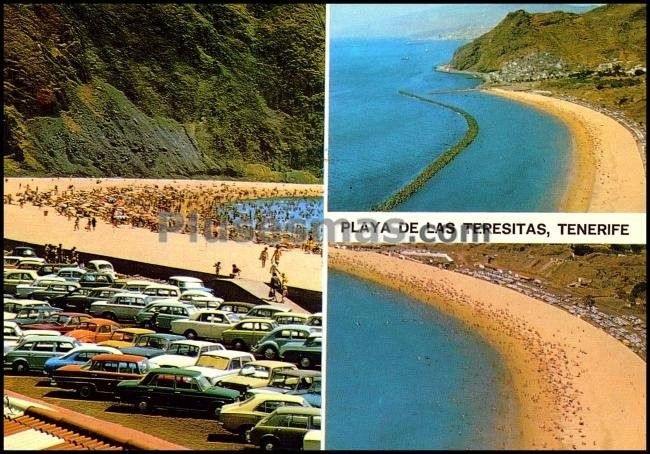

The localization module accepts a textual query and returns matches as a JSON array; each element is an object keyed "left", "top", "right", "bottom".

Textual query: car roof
[
  {"left": 147, "top": 300, "right": 187, "bottom": 307},
  {"left": 270, "top": 324, "right": 315, "bottom": 332},
  {"left": 252, "top": 393, "right": 306, "bottom": 403},
  {"left": 200, "top": 350, "right": 253, "bottom": 359},
  {"left": 144, "top": 284, "right": 180, "bottom": 290},
  {"left": 115, "top": 327, "right": 154, "bottom": 334},
  {"left": 58, "top": 267, "right": 86, "bottom": 272},
  {"left": 272, "top": 369, "right": 321, "bottom": 378},
  {"left": 19, "top": 335, "right": 76, "bottom": 343},
  {"left": 250, "top": 360, "right": 296, "bottom": 368},
  {"left": 111, "top": 292, "right": 147, "bottom": 299},
  {"left": 119, "top": 279, "right": 156, "bottom": 285},
  {"left": 141, "top": 333, "right": 185, "bottom": 340},
  {"left": 88, "top": 260, "right": 112, "bottom": 265},
  {"left": 148, "top": 367, "right": 201, "bottom": 377},
  {"left": 235, "top": 318, "right": 275, "bottom": 324},
  {"left": 83, "top": 318, "right": 120, "bottom": 326},
  {"left": 91, "top": 353, "right": 146, "bottom": 362},
  {"left": 272, "top": 406, "right": 321, "bottom": 416},
  {"left": 273, "top": 312, "right": 307, "bottom": 318},
  {"left": 67, "top": 345, "right": 121, "bottom": 354},
  {"left": 170, "top": 340, "right": 221, "bottom": 347},
  {"left": 194, "top": 309, "right": 231, "bottom": 315},
  {"left": 169, "top": 276, "right": 202, "bottom": 282}
]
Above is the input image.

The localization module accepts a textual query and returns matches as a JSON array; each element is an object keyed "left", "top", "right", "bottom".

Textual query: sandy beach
[
  {"left": 486, "top": 88, "right": 645, "bottom": 213},
  {"left": 330, "top": 248, "right": 646, "bottom": 449},
  {"left": 3, "top": 178, "right": 323, "bottom": 291}
]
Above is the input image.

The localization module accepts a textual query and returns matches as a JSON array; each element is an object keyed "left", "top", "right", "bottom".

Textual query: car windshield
[
  {"left": 182, "top": 282, "right": 202, "bottom": 289},
  {"left": 195, "top": 355, "right": 229, "bottom": 369},
  {"left": 195, "top": 374, "right": 211, "bottom": 391},
  {"left": 268, "top": 374, "right": 299, "bottom": 390},
  {"left": 239, "top": 364, "right": 270, "bottom": 378},
  {"left": 45, "top": 314, "right": 67, "bottom": 325},
  {"left": 116, "top": 331, "right": 136, "bottom": 341}
]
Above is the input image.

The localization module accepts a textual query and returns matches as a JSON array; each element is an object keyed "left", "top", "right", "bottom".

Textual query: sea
[
  {"left": 328, "top": 38, "right": 571, "bottom": 211},
  {"left": 325, "top": 269, "right": 517, "bottom": 449}
]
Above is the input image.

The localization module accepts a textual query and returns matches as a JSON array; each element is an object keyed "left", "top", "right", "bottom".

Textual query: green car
[
  {"left": 279, "top": 334, "right": 323, "bottom": 369},
  {"left": 115, "top": 367, "right": 240, "bottom": 416},
  {"left": 135, "top": 300, "right": 197, "bottom": 329},
  {"left": 4, "top": 335, "right": 81, "bottom": 373},
  {"left": 247, "top": 406, "right": 321, "bottom": 450},
  {"left": 221, "top": 318, "right": 278, "bottom": 351}
]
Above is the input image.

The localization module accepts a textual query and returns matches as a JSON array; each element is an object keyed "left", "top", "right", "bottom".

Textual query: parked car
[
  {"left": 279, "top": 334, "right": 322, "bottom": 369},
  {"left": 3, "top": 320, "right": 23, "bottom": 353},
  {"left": 4, "top": 256, "right": 24, "bottom": 269},
  {"left": 222, "top": 319, "right": 278, "bottom": 351},
  {"left": 113, "top": 279, "right": 156, "bottom": 293},
  {"left": 246, "top": 305, "right": 292, "bottom": 320},
  {"left": 51, "top": 353, "right": 151, "bottom": 398},
  {"left": 10, "top": 246, "right": 38, "bottom": 258},
  {"left": 218, "top": 393, "right": 309, "bottom": 438},
  {"left": 36, "top": 263, "right": 70, "bottom": 277},
  {"left": 170, "top": 309, "right": 238, "bottom": 340},
  {"left": 20, "top": 281, "right": 80, "bottom": 301},
  {"left": 4, "top": 335, "right": 81, "bottom": 373},
  {"left": 66, "top": 318, "right": 120, "bottom": 343},
  {"left": 272, "top": 312, "right": 309, "bottom": 326},
  {"left": 4, "top": 298, "right": 51, "bottom": 314},
  {"left": 85, "top": 260, "right": 116, "bottom": 278},
  {"left": 12, "top": 306, "right": 63, "bottom": 326},
  {"left": 148, "top": 340, "right": 224, "bottom": 368},
  {"left": 20, "top": 312, "right": 92, "bottom": 333},
  {"left": 135, "top": 300, "right": 195, "bottom": 328},
  {"left": 252, "top": 369, "right": 321, "bottom": 398},
  {"left": 89, "top": 292, "right": 148, "bottom": 321},
  {"left": 305, "top": 313, "right": 322, "bottom": 327},
  {"left": 142, "top": 284, "right": 181, "bottom": 301},
  {"left": 250, "top": 325, "right": 321, "bottom": 360},
  {"left": 48, "top": 267, "right": 87, "bottom": 282},
  {"left": 115, "top": 368, "right": 240, "bottom": 416},
  {"left": 216, "top": 360, "right": 297, "bottom": 394},
  {"left": 43, "top": 345, "right": 122, "bottom": 375},
  {"left": 49, "top": 286, "right": 122, "bottom": 313},
  {"left": 178, "top": 290, "right": 223, "bottom": 309},
  {"left": 119, "top": 333, "right": 186, "bottom": 358},
  {"left": 3, "top": 269, "right": 39, "bottom": 294},
  {"left": 78, "top": 272, "right": 115, "bottom": 288},
  {"left": 98, "top": 328, "right": 155, "bottom": 348},
  {"left": 15, "top": 258, "right": 46, "bottom": 271},
  {"left": 246, "top": 407, "right": 321, "bottom": 450},
  {"left": 186, "top": 350, "right": 255, "bottom": 385},
  {"left": 15, "top": 277, "right": 66, "bottom": 297},
  {"left": 218, "top": 301, "right": 255, "bottom": 317},
  {"left": 4, "top": 330, "right": 62, "bottom": 354},
  {"left": 168, "top": 276, "right": 212, "bottom": 294}
]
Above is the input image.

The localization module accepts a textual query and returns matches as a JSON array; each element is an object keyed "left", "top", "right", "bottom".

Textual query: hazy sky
[{"left": 329, "top": 4, "right": 600, "bottom": 38}]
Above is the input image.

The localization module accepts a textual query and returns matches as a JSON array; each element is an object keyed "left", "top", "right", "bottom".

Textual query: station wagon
[
  {"left": 168, "top": 276, "right": 212, "bottom": 293},
  {"left": 51, "top": 353, "right": 150, "bottom": 398},
  {"left": 89, "top": 293, "right": 148, "bottom": 321},
  {"left": 21, "top": 281, "right": 80, "bottom": 301},
  {"left": 15, "top": 277, "right": 67, "bottom": 297},
  {"left": 115, "top": 368, "right": 240, "bottom": 416},
  {"left": 222, "top": 319, "right": 278, "bottom": 351},
  {"left": 12, "top": 306, "right": 63, "bottom": 326},
  {"left": 4, "top": 298, "right": 51, "bottom": 314},
  {"left": 4, "top": 335, "right": 81, "bottom": 373},
  {"left": 142, "top": 284, "right": 181, "bottom": 301},
  {"left": 50, "top": 286, "right": 122, "bottom": 312},
  {"left": 247, "top": 406, "right": 321, "bottom": 450}
]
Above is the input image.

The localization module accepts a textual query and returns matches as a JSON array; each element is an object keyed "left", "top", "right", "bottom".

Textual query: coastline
[
  {"left": 484, "top": 88, "right": 645, "bottom": 213},
  {"left": 330, "top": 248, "right": 646, "bottom": 449}
]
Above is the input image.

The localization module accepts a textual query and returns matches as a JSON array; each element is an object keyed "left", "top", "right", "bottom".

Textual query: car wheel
[
  {"left": 232, "top": 339, "right": 247, "bottom": 351},
  {"left": 261, "top": 436, "right": 278, "bottom": 451},
  {"left": 12, "top": 361, "right": 29, "bottom": 374},
  {"left": 184, "top": 330, "right": 198, "bottom": 339},
  {"left": 78, "top": 384, "right": 95, "bottom": 399},
  {"left": 299, "top": 356, "right": 312, "bottom": 369},
  {"left": 262, "top": 346, "right": 277, "bottom": 360},
  {"left": 137, "top": 399, "right": 150, "bottom": 413}
]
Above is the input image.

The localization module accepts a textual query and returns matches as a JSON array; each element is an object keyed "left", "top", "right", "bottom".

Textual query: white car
[
  {"left": 89, "top": 293, "right": 148, "bottom": 321},
  {"left": 168, "top": 276, "right": 212, "bottom": 294},
  {"left": 179, "top": 290, "right": 224, "bottom": 309},
  {"left": 15, "top": 278, "right": 66, "bottom": 297},
  {"left": 4, "top": 326, "right": 61, "bottom": 354},
  {"left": 148, "top": 340, "right": 225, "bottom": 368},
  {"left": 85, "top": 260, "right": 116, "bottom": 278},
  {"left": 170, "top": 309, "right": 238, "bottom": 340},
  {"left": 4, "top": 299, "right": 52, "bottom": 314},
  {"left": 186, "top": 350, "right": 255, "bottom": 385}
]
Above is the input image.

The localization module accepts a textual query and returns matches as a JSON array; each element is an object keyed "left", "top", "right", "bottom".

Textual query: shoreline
[
  {"left": 330, "top": 248, "right": 646, "bottom": 449},
  {"left": 484, "top": 88, "right": 645, "bottom": 212}
]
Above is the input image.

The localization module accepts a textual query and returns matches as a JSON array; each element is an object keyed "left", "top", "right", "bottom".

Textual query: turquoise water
[
  {"left": 326, "top": 269, "right": 515, "bottom": 450},
  {"left": 328, "top": 38, "right": 570, "bottom": 211}
]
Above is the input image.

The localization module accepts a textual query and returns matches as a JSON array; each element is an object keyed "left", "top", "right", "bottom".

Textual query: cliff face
[
  {"left": 450, "top": 4, "right": 646, "bottom": 80},
  {"left": 3, "top": 4, "right": 325, "bottom": 181}
]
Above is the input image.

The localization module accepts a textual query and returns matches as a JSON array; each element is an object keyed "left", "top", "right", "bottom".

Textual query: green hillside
[{"left": 3, "top": 4, "right": 324, "bottom": 181}]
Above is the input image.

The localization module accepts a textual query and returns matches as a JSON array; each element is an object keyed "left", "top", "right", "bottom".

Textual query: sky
[{"left": 329, "top": 4, "right": 600, "bottom": 39}]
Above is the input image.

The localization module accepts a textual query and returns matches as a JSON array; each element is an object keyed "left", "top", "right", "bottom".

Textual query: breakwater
[{"left": 372, "top": 91, "right": 479, "bottom": 211}]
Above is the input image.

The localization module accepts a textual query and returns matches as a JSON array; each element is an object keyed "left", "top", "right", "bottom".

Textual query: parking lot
[{"left": 5, "top": 373, "right": 252, "bottom": 450}]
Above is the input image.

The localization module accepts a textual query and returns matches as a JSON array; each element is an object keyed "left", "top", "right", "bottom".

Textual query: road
[{"left": 4, "top": 374, "right": 253, "bottom": 450}]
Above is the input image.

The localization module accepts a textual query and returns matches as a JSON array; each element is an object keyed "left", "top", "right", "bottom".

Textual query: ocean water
[
  {"left": 328, "top": 38, "right": 570, "bottom": 211},
  {"left": 325, "top": 269, "right": 515, "bottom": 450}
]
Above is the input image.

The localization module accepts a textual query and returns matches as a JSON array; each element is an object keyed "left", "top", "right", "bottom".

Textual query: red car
[
  {"left": 20, "top": 312, "right": 92, "bottom": 333},
  {"left": 67, "top": 318, "right": 121, "bottom": 343}
]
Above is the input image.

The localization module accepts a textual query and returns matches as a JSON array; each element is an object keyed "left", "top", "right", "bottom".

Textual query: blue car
[
  {"left": 119, "top": 333, "right": 185, "bottom": 358},
  {"left": 42, "top": 345, "right": 121, "bottom": 375}
]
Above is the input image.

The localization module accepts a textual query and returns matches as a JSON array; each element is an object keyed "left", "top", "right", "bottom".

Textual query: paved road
[{"left": 4, "top": 374, "right": 253, "bottom": 450}]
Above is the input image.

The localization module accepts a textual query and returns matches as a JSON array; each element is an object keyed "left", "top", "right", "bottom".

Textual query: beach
[
  {"left": 330, "top": 248, "right": 646, "bottom": 449},
  {"left": 3, "top": 177, "right": 323, "bottom": 292},
  {"left": 487, "top": 88, "right": 646, "bottom": 213}
]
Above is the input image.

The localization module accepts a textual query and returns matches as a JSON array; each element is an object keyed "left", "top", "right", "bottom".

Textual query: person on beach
[
  {"left": 91, "top": 217, "right": 97, "bottom": 231},
  {"left": 271, "top": 246, "right": 281, "bottom": 265},
  {"left": 259, "top": 247, "right": 268, "bottom": 268},
  {"left": 85, "top": 218, "right": 92, "bottom": 231},
  {"left": 74, "top": 216, "right": 80, "bottom": 231},
  {"left": 214, "top": 261, "right": 222, "bottom": 277},
  {"left": 269, "top": 272, "right": 282, "bottom": 302},
  {"left": 231, "top": 264, "right": 241, "bottom": 278}
]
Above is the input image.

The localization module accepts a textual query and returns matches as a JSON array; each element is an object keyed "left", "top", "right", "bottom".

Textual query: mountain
[
  {"left": 3, "top": 4, "right": 325, "bottom": 182},
  {"left": 450, "top": 4, "right": 646, "bottom": 75}
]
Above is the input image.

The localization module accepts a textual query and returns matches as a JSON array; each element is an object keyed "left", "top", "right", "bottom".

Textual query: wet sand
[
  {"left": 330, "top": 248, "right": 646, "bottom": 449},
  {"left": 487, "top": 89, "right": 645, "bottom": 213},
  {"left": 3, "top": 178, "right": 323, "bottom": 291}
]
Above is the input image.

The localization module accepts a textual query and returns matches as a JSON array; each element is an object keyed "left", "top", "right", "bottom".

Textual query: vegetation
[
  {"left": 3, "top": 4, "right": 324, "bottom": 181},
  {"left": 373, "top": 92, "right": 479, "bottom": 211}
]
